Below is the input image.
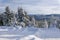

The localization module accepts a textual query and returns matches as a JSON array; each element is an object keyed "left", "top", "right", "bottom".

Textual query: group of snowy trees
[
  {"left": 0, "top": 6, "right": 60, "bottom": 29},
  {"left": 0, "top": 6, "right": 30, "bottom": 27}
]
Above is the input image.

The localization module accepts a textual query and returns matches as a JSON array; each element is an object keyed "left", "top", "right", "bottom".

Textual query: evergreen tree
[
  {"left": 18, "top": 7, "right": 23, "bottom": 22},
  {"left": 4, "top": 6, "right": 14, "bottom": 26}
]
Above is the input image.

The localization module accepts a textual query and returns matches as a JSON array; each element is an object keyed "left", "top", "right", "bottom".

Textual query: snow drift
[{"left": 0, "top": 26, "right": 60, "bottom": 40}]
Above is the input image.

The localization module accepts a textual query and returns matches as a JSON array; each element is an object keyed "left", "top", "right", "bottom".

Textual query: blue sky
[{"left": 0, "top": 0, "right": 60, "bottom": 14}]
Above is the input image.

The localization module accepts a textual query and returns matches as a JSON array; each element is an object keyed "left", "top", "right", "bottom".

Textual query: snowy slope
[
  {"left": 0, "top": 26, "right": 60, "bottom": 40},
  {"left": 35, "top": 27, "right": 60, "bottom": 38}
]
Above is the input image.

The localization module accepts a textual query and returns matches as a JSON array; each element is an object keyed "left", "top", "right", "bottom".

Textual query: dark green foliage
[{"left": 0, "top": 19, "right": 3, "bottom": 26}]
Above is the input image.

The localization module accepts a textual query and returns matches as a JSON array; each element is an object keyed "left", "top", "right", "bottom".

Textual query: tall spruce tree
[
  {"left": 4, "top": 6, "right": 14, "bottom": 26},
  {"left": 18, "top": 7, "right": 24, "bottom": 22}
]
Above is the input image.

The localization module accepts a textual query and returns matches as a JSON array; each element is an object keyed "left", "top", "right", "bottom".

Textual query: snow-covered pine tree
[
  {"left": 17, "top": 7, "right": 26, "bottom": 27},
  {"left": 17, "top": 7, "right": 31, "bottom": 27},
  {"left": 31, "top": 16, "right": 36, "bottom": 26},
  {"left": 17, "top": 7, "right": 24, "bottom": 22},
  {"left": 44, "top": 19, "right": 48, "bottom": 28},
  {"left": 50, "top": 15, "right": 57, "bottom": 28},
  {"left": 4, "top": 6, "right": 15, "bottom": 26}
]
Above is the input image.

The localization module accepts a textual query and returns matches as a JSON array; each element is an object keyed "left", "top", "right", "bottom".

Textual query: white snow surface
[{"left": 0, "top": 26, "right": 60, "bottom": 40}]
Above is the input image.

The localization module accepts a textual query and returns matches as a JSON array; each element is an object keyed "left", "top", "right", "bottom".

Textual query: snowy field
[{"left": 0, "top": 26, "right": 60, "bottom": 40}]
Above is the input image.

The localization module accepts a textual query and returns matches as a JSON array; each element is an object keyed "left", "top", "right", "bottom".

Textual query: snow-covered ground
[{"left": 0, "top": 26, "right": 60, "bottom": 40}]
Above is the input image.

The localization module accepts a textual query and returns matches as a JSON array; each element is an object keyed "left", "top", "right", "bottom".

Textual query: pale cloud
[
  {"left": 24, "top": 5, "right": 58, "bottom": 14},
  {"left": 0, "top": 0, "right": 60, "bottom": 14}
]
